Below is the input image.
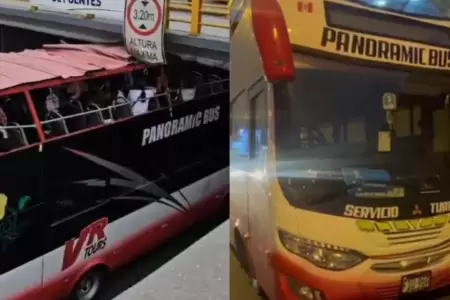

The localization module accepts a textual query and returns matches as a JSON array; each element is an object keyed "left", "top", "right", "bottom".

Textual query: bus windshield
[
  {"left": 274, "top": 55, "right": 450, "bottom": 215},
  {"left": 347, "top": 0, "right": 450, "bottom": 19}
]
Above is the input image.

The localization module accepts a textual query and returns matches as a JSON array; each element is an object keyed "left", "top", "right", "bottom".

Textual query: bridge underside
[{"left": 0, "top": 3, "right": 228, "bottom": 69}]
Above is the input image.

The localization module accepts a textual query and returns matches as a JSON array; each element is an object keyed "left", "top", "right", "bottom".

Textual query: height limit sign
[{"left": 124, "top": 0, "right": 166, "bottom": 64}]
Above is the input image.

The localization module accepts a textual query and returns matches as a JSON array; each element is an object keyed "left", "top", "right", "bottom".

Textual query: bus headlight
[{"left": 278, "top": 229, "right": 367, "bottom": 271}]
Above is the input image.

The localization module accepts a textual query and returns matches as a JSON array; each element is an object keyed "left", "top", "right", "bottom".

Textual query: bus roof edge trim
[{"left": 250, "top": 0, "right": 295, "bottom": 81}]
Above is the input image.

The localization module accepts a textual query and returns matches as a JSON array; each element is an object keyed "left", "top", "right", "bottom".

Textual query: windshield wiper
[
  {"left": 307, "top": 177, "right": 435, "bottom": 206},
  {"left": 393, "top": 174, "right": 440, "bottom": 182},
  {"left": 307, "top": 181, "right": 382, "bottom": 205}
]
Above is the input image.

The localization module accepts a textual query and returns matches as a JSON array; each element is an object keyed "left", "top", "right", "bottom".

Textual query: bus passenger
[
  {"left": 110, "top": 76, "right": 129, "bottom": 104},
  {"left": 61, "top": 82, "right": 87, "bottom": 132},
  {"left": 131, "top": 90, "right": 149, "bottom": 115},
  {"left": 45, "top": 88, "right": 60, "bottom": 113},
  {"left": 0, "top": 106, "right": 16, "bottom": 152},
  {"left": 129, "top": 80, "right": 157, "bottom": 115}
]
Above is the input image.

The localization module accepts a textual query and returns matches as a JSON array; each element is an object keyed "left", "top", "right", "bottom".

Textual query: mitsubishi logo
[
  {"left": 413, "top": 204, "right": 422, "bottom": 216},
  {"left": 400, "top": 256, "right": 434, "bottom": 270}
]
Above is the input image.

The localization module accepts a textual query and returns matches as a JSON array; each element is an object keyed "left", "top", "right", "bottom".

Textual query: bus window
[
  {"left": 250, "top": 89, "right": 267, "bottom": 159},
  {"left": 38, "top": 80, "right": 113, "bottom": 136},
  {"left": 231, "top": 91, "right": 250, "bottom": 158}
]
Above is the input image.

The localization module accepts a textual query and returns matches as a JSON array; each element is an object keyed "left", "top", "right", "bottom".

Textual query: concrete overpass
[{"left": 0, "top": 0, "right": 229, "bottom": 68}]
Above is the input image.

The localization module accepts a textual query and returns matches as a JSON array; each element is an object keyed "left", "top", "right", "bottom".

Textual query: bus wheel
[
  {"left": 71, "top": 267, "right": 107, "bottom": 300},
  {"left": 234, "top": 229, "right": 250, "bottom": 274}
]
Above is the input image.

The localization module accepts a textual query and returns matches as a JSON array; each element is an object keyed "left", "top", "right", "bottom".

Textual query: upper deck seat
[
  {"left": 45, "top": 110, "right": 68, "bottom": 137},
  {"left": 86, "top": 103, "right": 104, "bottom": 126},
  {"left": 192, "top": 71, "right": 212, "bottom": 99},
  {"left": 60, "top": 100, "right": 87, "bottom": 133},
  {"left": 112, "top": 97, "right": 133, "bottom": 120},
  {"left": 0, "top": 122, "right": 28, "bottom": 152},
  {"left": 0, "top": 129, "right": 15, "bottom": 152},
  {"left": 7, "top": 122, "right": 28, "bottom": 145},
  {"left": 208, "top": 74, "right": 223, "bottom": 94},
  {"left": 2, "top": 98, "right": 20, "bottom": 122},
  {"left": 71, "top": 98, "right": 84, "bottom": 113},
  {"left": 147, "top": 97, "right": 160, "bottom": 111}
]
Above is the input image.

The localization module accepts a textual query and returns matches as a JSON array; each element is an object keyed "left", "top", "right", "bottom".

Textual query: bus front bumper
[{"left": 271, "top": 251, "right": 450, "bottom": 300}]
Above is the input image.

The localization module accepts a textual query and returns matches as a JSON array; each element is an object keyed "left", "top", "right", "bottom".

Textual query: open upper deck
[{"left": 0, "top": 43, "right": 228, "bottom": 155}]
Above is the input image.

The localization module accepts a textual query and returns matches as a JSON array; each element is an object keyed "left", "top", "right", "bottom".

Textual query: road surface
[
  {"left": 114, "top": 220, "right": 229, "bottom": 300},
  {"left": 230, "top": 251, "right": 262, "bottom": 300},
  {"left": 97, "top": 206, "right": 228, "bottom": 300}
]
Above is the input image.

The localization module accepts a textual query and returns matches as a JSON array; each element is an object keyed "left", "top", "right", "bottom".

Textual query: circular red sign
[{"left": 126, "top": 0, "right": 162, "bottom": 36}]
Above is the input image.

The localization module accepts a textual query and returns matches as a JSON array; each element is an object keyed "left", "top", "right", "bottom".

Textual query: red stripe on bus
[
  {"left": 10, "top": 185, "right": 228, "bottom": 300},
  {"left": 250, "top": 0, "right": 295, "bottom": 81}
]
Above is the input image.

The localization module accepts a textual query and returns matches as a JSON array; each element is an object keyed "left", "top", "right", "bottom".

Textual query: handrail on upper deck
[
  {"left": 0, "top": 79, "right": 229, "bottom": 150},
  {"left": 41, "top": 78, "right": 229, "bottom": 124}
]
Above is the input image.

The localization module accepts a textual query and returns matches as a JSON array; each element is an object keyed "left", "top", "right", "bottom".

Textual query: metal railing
[
  {"left": 22, "top": 0, "right": 230, "bottom": 37},
  {"left": 168, "top": 0, "right": 230, "bottom": 36},
  {"left": 0, "top": 78, "right": 229, "bottom": 148},
  {"left": 42, "top": 78, "right": 228, "bottom": 134}
]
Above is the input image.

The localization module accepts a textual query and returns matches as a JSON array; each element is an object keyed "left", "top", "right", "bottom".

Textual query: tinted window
[{"left": 348, "top": 0, "right": 447, "bottom": 19}]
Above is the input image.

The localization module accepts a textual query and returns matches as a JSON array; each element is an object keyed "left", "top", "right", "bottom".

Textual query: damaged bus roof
[{"left": 0, "top": 44, "right": 144, "bottom": 97}]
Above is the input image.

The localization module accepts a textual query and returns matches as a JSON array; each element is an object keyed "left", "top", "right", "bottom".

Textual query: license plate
[{"left": 400, "top": 271, "right": 431, "bottom": 295}]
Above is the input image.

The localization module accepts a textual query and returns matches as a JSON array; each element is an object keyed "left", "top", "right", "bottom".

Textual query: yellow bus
[{"left": 230, "top": 1, "right": 450, "bottom": 299}]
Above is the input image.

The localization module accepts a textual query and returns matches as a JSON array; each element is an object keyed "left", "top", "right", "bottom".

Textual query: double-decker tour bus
[
  {"left": 0, "top": 44, "right": 228, "bottom": 300},
  {"left": 230, "top": 0, "right": 450, "bottom": 299}
]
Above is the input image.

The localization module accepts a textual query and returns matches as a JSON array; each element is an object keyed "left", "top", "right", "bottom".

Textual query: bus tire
[
  {"left": 233, "top": 229, "right": 249, "bottom": 274},
  {"left": 69, "top": 266, "right": 108, "bottom": 300}
]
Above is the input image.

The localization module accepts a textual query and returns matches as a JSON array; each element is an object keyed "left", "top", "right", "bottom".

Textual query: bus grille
[
  {"left": 384, "top": 228, "right": 443, "bottom": 245},
  {"left": 370, "top": 285, "right": 399, "bottom": 300}
]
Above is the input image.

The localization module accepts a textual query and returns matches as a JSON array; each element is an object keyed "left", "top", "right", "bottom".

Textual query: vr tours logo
[
  {"left": 62, "top": 217, "right": 108, "bottom": 270},
  {"left": 413, "top": 204, "right": 422, "bottom": 216}
]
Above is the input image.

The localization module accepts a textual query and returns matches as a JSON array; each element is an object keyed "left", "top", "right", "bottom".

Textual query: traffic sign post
[{"left": 124, "top": 0, "right": 166, "bottom": 64}]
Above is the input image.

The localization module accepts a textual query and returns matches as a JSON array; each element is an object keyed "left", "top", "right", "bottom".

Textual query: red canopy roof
[{"left": 0, "top": 44, "right": 135, "bottom": 93}]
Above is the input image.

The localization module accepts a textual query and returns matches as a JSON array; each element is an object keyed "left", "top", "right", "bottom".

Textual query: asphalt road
[
  {"left": 114, "top": 220, "right": 229, "bottom": 300},
  {"left": 90, "top": 202, "right": 450, "bottom": 300},
  {"left": 230, "top": 251, "right": 262, "bottom": 300},
  {"left": 97, "top": 206, "right": 229, "bottom": 300}
]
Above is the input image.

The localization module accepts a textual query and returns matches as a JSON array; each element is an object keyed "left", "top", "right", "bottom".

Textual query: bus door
[{"left": 246, "top": 83, "right": 275, "bottom": 295}]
